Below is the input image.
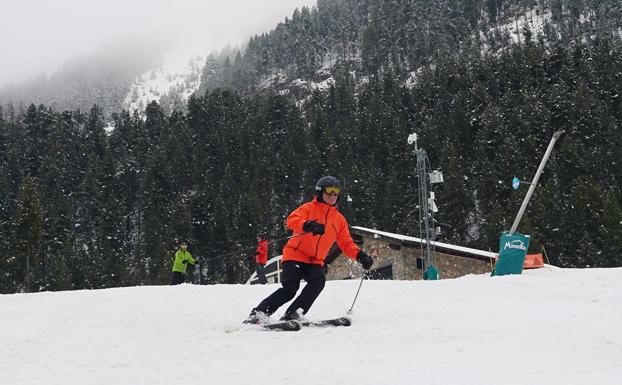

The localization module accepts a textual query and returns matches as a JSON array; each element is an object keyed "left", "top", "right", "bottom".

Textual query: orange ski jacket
[
  {"left": 282, "top": 198, "right": 360, "bottom": 265},
  {"left": 255, "top": 239, "right": 268, "bottom": 265}
]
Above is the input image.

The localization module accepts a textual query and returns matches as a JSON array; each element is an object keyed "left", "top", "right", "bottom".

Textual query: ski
[
  {"left": 300, "top": 317, "right": 351, "bottom": 327},
  {"left": 258, "top": 320, "right": 302, "bottom": 331},
  {"left": 243, "top": 316, "right": 350, "bottom": 330},
  {"left": 242, "top": 312, "right": 302, "bottom": 331},
  {"left": 242, "top": 321, "right": 301, "bottom": 332}
]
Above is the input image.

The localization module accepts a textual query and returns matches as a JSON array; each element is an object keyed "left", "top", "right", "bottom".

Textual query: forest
[{"left": 1, "top": 0, "right": 621, "bottom": 293}]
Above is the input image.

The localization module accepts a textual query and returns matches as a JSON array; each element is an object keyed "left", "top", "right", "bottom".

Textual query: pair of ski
[{"left": 261, "top": 316, "right": 351, "bottom": 331}]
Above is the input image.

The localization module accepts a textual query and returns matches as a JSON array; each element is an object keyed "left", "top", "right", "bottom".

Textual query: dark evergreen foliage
[{"left": 200, "top": 0, "right": 622, "bottom": 97}]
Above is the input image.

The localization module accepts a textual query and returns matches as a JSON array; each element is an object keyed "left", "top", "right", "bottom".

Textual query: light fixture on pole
[{"left": 408, "top": 132, "right": 443, "bottom": 280}]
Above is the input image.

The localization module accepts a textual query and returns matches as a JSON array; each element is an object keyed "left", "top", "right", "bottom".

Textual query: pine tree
[
  {"left": 47, "top": 234, "right": 74, "bottom": 291},
  {"left": 22, "top": 104, "right": 54, "bottom": 177},
  {"left": 13, "top": 176, "right": 44, "bottom": 292},
  {"left": 437, "top": 139, "right": 475, "bottom": 244},
  {"left": 170, "top": 195, "right": 193, "bottom": 244},
  {"left": 564, "top": 178, "right": 607, "bottom": 267},
  {"left": 601, "top": 189, "right": 622, "bottom": 267},
  {"left": 0, "top": 117, "right": 15, "bottom": 293},
  {"left": 141, "top": 142, "right": 175, "bottom": 285}
]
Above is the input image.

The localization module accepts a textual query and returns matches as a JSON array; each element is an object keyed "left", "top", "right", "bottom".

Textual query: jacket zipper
[{"left": 311, "top": 206, "right": 331, "bottom": 263}]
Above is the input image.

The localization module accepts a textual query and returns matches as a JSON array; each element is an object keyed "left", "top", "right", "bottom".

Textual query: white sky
[{"left": 0, "top": 0, "right": 317, "bottom": 87}]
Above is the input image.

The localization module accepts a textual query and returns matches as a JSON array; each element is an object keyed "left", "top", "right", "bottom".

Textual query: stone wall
[{"left": 326, "top": 232, "right": 493, "bottom": 280}]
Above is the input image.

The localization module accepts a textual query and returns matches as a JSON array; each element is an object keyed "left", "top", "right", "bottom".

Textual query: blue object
[
  {"left": 512, "top": 177, "right": 521, "bottom": 190},
  {"left": 424, "top": 265, "right": 439, "bottom": 280},
  {"left": 492, "top": 232, "right": 531, "bottom": 276}
]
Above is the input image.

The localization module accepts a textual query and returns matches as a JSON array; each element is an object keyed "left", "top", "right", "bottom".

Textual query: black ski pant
[
  {"left": 254, "top": 260, "right": 326, "bottom": 316},
  {"left": 255, "top": 263, "right": 267, "bottom": 284},
  {"left": 170, "top": 271, "right": 185, "bottom": 285}
]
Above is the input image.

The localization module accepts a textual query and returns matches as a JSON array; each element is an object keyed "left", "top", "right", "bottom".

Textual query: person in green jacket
[{"left": 170, "top": 242, "right": 198, "bottom": 285}]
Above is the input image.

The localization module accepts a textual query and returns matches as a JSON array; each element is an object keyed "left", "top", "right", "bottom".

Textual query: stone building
[
  {"left": 247, "top": 226, "right": 497, "bottom": 284},
  {"left": 326, "top": 226, "right": 497, "bottom": 280}
]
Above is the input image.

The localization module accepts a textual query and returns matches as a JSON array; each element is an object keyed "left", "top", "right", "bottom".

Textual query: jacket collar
[{"left": 312, "top": 197, "right": 337, "bottom": 210}]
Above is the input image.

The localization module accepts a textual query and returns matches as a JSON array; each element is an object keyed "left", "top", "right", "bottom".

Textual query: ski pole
[
  {"left": 347, "top": 271, "right": 366, "bottom": 315},
  {"left": 203, "top": 232, "right": 309, "bottom": 263},
  {"left": 266, "top": 232, "right": 308, "bottom": 247}
]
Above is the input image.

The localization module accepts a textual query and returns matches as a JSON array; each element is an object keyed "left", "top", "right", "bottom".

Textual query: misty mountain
[
  {"left": 2, "top": 1, "right": 620, "bottom": 118},
  {"left": 123, "top": 52, "right": 206, "bottom": 116},
  {"left": 120, "top": 44, "right": 244, "bottom": 116},
  {"left": 0, "top": 44, "right": 163, "bottom": 116}
]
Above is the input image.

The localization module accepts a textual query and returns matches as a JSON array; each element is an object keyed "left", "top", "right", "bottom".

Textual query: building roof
[{"left": 351, "top": 226, "right": 498, "bottom": 261}]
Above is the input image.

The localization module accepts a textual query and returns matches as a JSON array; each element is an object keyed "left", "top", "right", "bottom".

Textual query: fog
[{"left": 0, "top": 0, "right": 317, "bottom": 87}]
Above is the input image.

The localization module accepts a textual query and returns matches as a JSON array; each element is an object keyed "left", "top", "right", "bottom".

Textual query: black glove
[
  {"left": 303, "top": 220, "right": 325, "bottom": 235},
  {"left": 357, "top": 251, "right": 373, "bottom": 270},
  {"left": 182, "top": 260, "right": 188, "bottom": 264}
]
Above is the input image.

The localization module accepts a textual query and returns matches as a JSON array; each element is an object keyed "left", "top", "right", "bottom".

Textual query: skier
[
  {"left": 244, "top": 176, "right": 373, "bottom": 323},
  {"left": 170, "top": 241, "right": 198, "bottom": 285},
  {"left": 254, "top": 233, "right": 268, "bottom": 284}
]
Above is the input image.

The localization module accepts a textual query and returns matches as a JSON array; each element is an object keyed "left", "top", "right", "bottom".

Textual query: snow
[
  {"left": 479, "top": 7, "right": 553, "bottom": 53},
  {"left": 505, "top": 8, "right": 553, "bottom": 45},
  {"left": 103, "top": 122, "right": 115, "bottom": 135},
  {"left": 2, "top": 267, "right": 621, "bottom": 384},
  {"left": 123, "top": 48, "right": 204, "bottom": 114},
  {"left": 310, "top": 76, "right": 334, "bottom": 91},
  {"left": 259, "top": 72, "right": 288, "bottom": 89},
  {"left": 289, "top": 76, "right": 335, "bottom": 92},
  {"left": 317, "top": 53, "right": 337, "bottom": 77},
  {"left": 405, "top": 70, "right": 419, "bottom": 89}
]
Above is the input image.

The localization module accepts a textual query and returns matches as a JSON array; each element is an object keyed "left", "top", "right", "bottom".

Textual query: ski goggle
[{"left": 323, "top": 186, "right": 341, "bottom": 195}]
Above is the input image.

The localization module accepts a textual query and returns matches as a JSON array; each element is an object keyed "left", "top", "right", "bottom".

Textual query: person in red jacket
[
  {"left": 254, "top": 233, "right": 268, "bottom": 284},
  {"left": 244, "top": 176, "right": 373, "bottom": 323}
]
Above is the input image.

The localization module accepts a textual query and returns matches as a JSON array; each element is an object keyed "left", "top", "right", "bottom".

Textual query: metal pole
[
  {"left": 417, "top": 155, "right": 424, "bottom": 261},
  {"left": 418, "top": 149, "right": 432, "bottom": 267},
  {"left": 343, "top": 176, "right": 349, "bottom": 222},
  {"left": 347, "top": 272, "right": 366, "bottom": 315},
  {"left": 204, "top": 232, "right": 308, "bottom": 263},
  {"left": 415, "top": 148, "right": 433, "bottom": 267},
  {"left": 509, "top": 130, "right": 564, "bottom": 235},
  {"left": 409, "top": 133, "right": 435, "bottom": 274},
  {"left": 26, "top": 254, "right": 31, "bottom": 293}
]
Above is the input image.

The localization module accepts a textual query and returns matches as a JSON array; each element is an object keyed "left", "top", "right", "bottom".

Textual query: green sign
[
  {"left": 424, "top": 265, "right": 439, "bottom": 280},
  {"left": 492, "top": 232, "right": 531, "bottom": 276}
]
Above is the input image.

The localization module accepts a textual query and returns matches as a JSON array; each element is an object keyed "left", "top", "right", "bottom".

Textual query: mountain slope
[
  {"left": 123, "top": 50, "right": 204, "bottom": 115},
  {"left": 200, "top": 0, "right": 622, "bottom": 97},
  {"left": 1, "top": 267, "right": 620, "bottom": 385},
  {"left": 0, "top": 44, "right": 162, "bottom": 116},
  {"left": 3, "top": 1, "right": 620, "bottom": 117}
]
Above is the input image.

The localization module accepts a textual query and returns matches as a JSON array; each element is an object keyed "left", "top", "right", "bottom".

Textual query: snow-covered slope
[
  {"left": 483, "top": 6, "right": 554, "bottom": 46},
  {"left": 123, "top": 49, "right": 204, "bottom": 114},
  {"left": 1, "top": 267, "right": 621, "bottom": 385}
]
